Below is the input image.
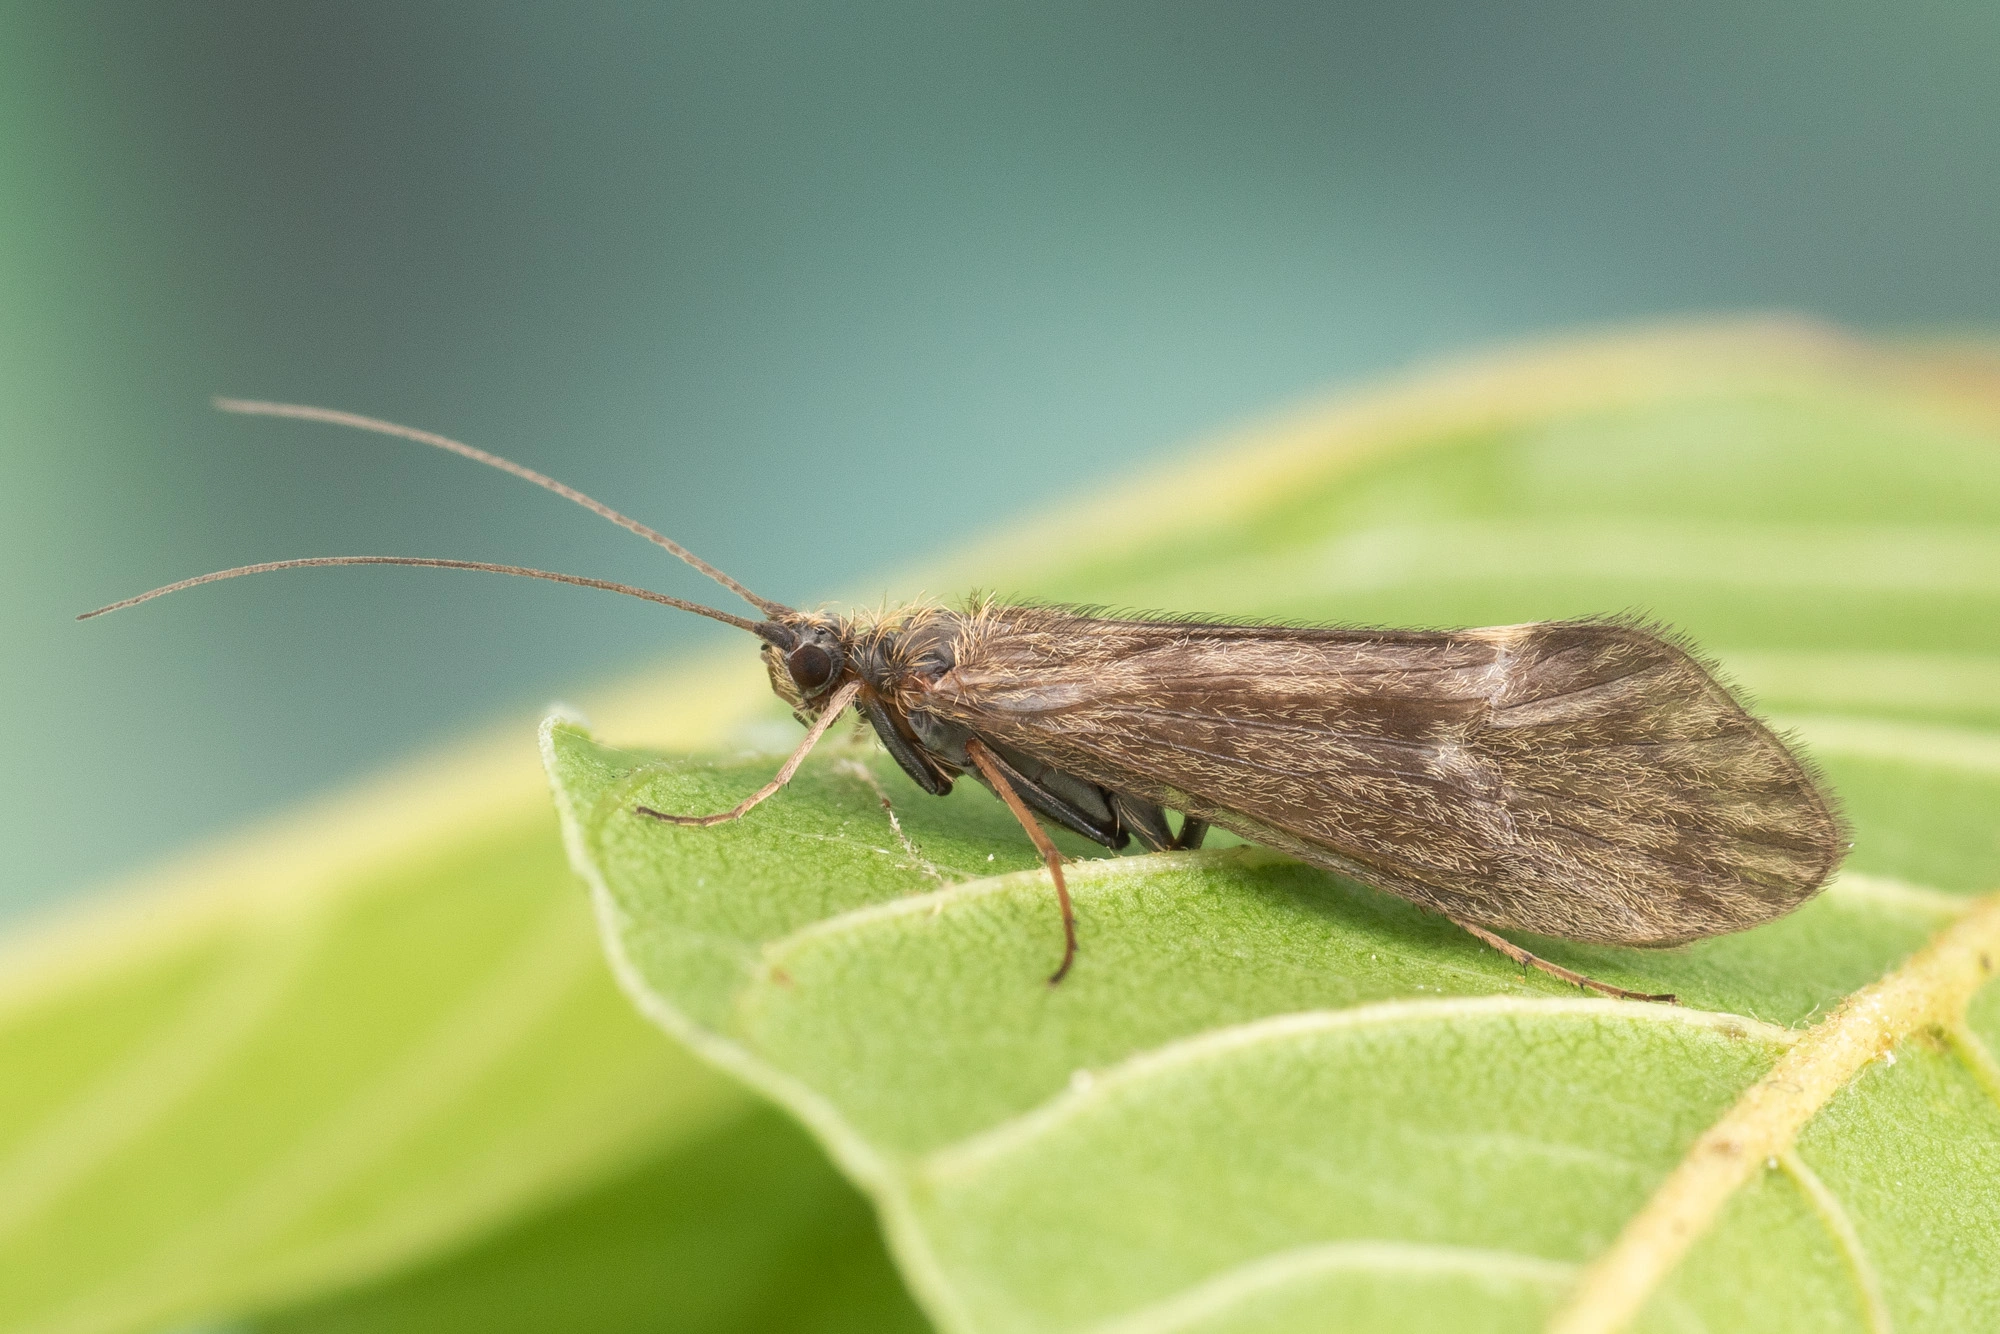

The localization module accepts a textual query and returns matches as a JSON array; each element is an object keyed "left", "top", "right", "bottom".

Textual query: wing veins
[
  {"left": 1488, "top": 656, "right": 1677, "bottom": 718},
  {"left": 1096, "top": 725, "right": 1774, "bottom": 884},
  {"left": 1092, "top": 702, "right": 1451, "bottom": 754},
  {"left": 1500, "top": 775, "right": 1828, "bottom": 857},
  {"left": 1114, "top": 731, "right": 1498, "bottom": 867},
  {"left": 1043, "top": 697, "right": 1802, "bottom": 851}
]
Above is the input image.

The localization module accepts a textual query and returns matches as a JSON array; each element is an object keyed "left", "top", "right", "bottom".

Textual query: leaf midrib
[{"left": 1551, "top": 888, "right": 2000, "bottom": 1334}]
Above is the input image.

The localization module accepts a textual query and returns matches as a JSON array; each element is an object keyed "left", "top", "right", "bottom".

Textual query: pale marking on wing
[
  {"left": 1079, "top": 1240, "right": 1576, "bottom": 1334},
  {"left": 918, "top": 998, "right": 1796, "bottom": 1186},
  {"left": 29, "top": 894, "right": 597, "bottom": 1334},
  {"left": 1089, "top": 703, "right": 1449, "bottom": 753},
  {"left": 1550, "top": 888, "right": 2000, "bottom": 1334},
  {"left": 1121, "top": 727, "right": 1809, "bottom": 888},
  {"left": 1487, "top": 656, "right": 1671, "bottom": 721},
  {"left": 1123, "top": 731, "right": 1498, "bottom": 851},
  {"left": 1496, "top": 775, "right": 1828, "bottom": 860},
  {"left": 1074, "top": 705, "right": 1819, "bottom": 863},
  {"left": 1824, "top": 872, "right": 1973, "bottom": 921},
  {"left": 1101, "top": 720, "right": 1457, "bottom": 792},
  {"left": 1774, "top": 714, "right": 2000, "bottom": 775},
  {"left": 1093, "top": 697, "right": 1763, "bottom": 761},
  {"left": 0, "top": 908, "right": 321, "bottom": 1241},
  {"left": 1941, "top": 1021, "right": 2000, "bottom": 1113},
  {"left": 1779, "top": 1148, "right": 1892, "bottom": 1334},
  {"left": 1475, "top": 623, "right": 1526, "bottom": 702}
]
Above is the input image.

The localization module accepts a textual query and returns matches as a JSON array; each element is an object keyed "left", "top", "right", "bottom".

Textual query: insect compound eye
[{"left": 786, "top": 642, "right": 840, "bottom": 696}]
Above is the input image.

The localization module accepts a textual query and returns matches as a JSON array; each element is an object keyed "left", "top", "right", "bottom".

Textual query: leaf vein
[
  {"left": 1779, "top": 1148, "right": 1892, "bottom": 1334},
  {"left": 1080, "top": 1240, "right": 1578, "bottom": 1334},
  {"left": 919, "top": 998, "right": 1796, "bottom": 1186},
  {"left": 1550, "top": 888, "right": 2000, "bottom": 1334},
  {"left": 1824, "top": 873, "right": 1974, "bottom": 922},
  {"left": 1941, "top": 1020, "right": 2000, "bottom": 1115}
]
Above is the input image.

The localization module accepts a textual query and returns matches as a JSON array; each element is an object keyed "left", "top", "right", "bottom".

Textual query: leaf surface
[{"left": 548, "top": 326, "right": 2000, "bottom": 1333}]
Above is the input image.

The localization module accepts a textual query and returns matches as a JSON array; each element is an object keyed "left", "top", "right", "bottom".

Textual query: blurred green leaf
[
  {"left": 262, "top": 1103, "right": 928, "bottom": 1334},
  {"left": 0, "top": 703, "right": 917, "bottom": 1331},
  {"left": 547, "top": 326, "right": 2000, "bottom": 1333}
]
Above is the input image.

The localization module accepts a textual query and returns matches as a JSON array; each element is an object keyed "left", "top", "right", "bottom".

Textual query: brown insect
[{"left": 84, "top": 402, "right": 1848, "bottom": 1000}]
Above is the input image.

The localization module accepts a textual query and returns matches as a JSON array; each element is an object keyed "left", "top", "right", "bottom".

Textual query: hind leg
[
  {"left": 1449, "top": 917, "right": 1676, "bottom": 1003},
  {"left": 1111, "top": 793, "right": 1210, "bottom": 852}
]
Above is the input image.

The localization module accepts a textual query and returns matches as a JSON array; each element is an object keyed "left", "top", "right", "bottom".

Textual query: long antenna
[
  {"left": 77, "top": 556, "right": 777, "bottom": 635},
  {"left": 212, "top": 398, "right": 793, "bottom": 617}
]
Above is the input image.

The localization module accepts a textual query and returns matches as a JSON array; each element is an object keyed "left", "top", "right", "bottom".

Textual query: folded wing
[{"left": 920, "top": 608, "right": 1843, "bottom": 945}]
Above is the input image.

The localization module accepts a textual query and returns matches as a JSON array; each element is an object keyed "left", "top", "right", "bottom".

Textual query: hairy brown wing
[{"left": 918, "top": 608, "right": 1844, "bottom": 945}]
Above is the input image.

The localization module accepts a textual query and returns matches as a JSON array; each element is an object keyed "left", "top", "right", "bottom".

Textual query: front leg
[
  {"left": 858, "top": 694, "right": 953, "bottom": 795},
  {"left": 635, "top": 680, "right": 863, "bottom": 826}
]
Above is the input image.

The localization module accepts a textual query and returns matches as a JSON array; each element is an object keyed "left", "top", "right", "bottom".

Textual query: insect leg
[
  {"left": 906, "top": 712, "right": 1125, "bottom": 848},
  {"left": 964, "top": 737, "right": 1078, "bottom": 985},
  {"left": 1447, "top": 917, "right": 1677, "bottom": 1004},
  {"left": 1110, "top": 794, "right": 1210, "bottom": 853},
  {"left": 979, "top": 742, "right": 1126, "bottom": 849},
  {"left": 858, "top": 696, "right": 953, "bottom": 795},
  {"left": 634, "top": 680, "right": 863, "bottom": 828},
  {"left": 1110, "top": 793, "right": 1176, "bottom": 852}
]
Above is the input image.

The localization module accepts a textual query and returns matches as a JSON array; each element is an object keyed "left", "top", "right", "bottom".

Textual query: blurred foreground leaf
[
  {"left": 547, "top": 324, "right": 2000, "bottom": 1333},
  {"left": 262, "top": 1104, "right": 927, "bottom": 1334},
  {"left": 0, "top": 662, "right": 918, "bottom": 1329}
]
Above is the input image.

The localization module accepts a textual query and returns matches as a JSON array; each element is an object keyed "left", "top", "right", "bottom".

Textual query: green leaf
[
  {"left": 262, "top": 1103, "right": 930, "bottom": 1334},
  {"left": 548, "top": 325, "right": 2000, "bottom": 1334},
  {"left": 0, "top": 703, "right": 920, "bottom": 1331}
]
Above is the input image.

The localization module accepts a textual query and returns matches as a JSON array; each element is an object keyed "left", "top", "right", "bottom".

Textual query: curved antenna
[
  {"left": 212, "top": 397, "right": 793, "bottom": 617},
  {"left": 77, "top": 556, "right": 779, "bottom": 636}
]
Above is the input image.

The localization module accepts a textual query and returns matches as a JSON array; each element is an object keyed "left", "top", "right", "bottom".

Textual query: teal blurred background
[{"left": 3, "top": 1, "right": 1997, "bottom": 918}]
